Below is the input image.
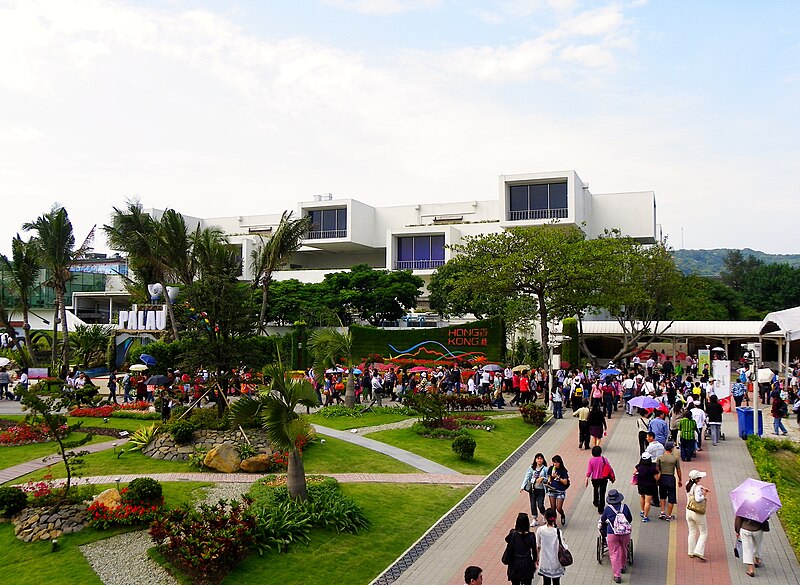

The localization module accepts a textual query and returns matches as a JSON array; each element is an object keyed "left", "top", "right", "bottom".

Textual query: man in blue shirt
[{"left": 648, "top": 410, "right": 669, "bottom": 445}]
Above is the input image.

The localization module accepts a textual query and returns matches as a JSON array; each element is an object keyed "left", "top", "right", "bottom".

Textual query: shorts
[
  {"left": 546, "top": 489, "right": 566, "bottom": 500},
  {"left": 637, "top": 484, "right": 658, "bottom": 499},
  {"left": 658, "top": 475, "right": 677, "bottom": 504}
]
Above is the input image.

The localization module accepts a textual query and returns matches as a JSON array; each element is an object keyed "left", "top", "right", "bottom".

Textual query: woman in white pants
[
  {"left": 735, "top": 515, "right": 767, "bottom": 577},
  {"left": 685, "top": 469, "right": 709, "bottom": 560}
]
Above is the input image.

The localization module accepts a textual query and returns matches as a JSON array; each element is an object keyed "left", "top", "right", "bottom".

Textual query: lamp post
[{"left": 547, "top": 335, "right": 571, "bottom": 406}]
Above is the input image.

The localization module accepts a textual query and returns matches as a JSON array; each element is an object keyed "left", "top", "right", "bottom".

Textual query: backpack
[
  {"left": 610, "top": 504, "right": 632, "bottom": 535},
  {"left": 778, "top": 401, "right": 789, "bottom": 418},
  {"left": 592, "top": 386, "right": 602, "bottom": 399}
]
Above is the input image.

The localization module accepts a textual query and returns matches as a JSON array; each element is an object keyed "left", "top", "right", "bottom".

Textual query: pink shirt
[{"left": 586, "top": 455, "right": 609, "bottom": 480}]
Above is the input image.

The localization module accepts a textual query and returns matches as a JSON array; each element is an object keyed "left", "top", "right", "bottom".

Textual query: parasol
[
  {"left": 628, "top": 396, "right": 661, "bottom": 410},
  {"left": 129, "top": 364, "right": 149, "bottom": 372},
  {"left": 730, "top": 478, "right": 782, "bottom": 523},
  {"left": 481, "top": 364, "right": 503, "bottom": 372},
  {"left": 512, "top": 364, "right": 531, "bottom": 373},
  {"left": 600, "top": 368, "right": 622, "bottom": 376},
  {"left": 408, "top": 366, "right": 429, "bottom": 373},
  {"left": 140, "top": 354, "right": 157, "bottom": 366}
]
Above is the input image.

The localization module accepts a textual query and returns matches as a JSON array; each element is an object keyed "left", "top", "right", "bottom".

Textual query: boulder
[
  {"left": 203, "top": 444, "right": 241, "bottom": 473},
  {"left": 93, "top": 489, "right": 122, "bottom": 510},
  {"left": 240, "top": 452, "right": 275, "bottom": 473}
]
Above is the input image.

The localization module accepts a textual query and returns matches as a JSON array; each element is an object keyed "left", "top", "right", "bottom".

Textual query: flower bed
[
  {"left": 87, "top": 485, "right": 164, "bottom": 529},
  {"left": 0, "top": 423, "right": 67, "bottom": 445},
  {"left": 70, "top": 401, "right": 153, "bottom": 418}
]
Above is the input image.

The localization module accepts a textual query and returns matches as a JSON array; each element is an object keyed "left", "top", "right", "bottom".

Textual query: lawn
[
  {"left": 303, "top": 435, "right": 416, "bottom": 474},
  {"left": 365, "top": 416, "right": 536, "bottom": 475},
  {"left": 0, "top": 433, "right": 115, "bottom": 471},
  {"left": 0, "top": 481, "right": 211, "bottom": 585},
  {"left": 221, "top": 483, "right": 471, "bottom": 585},
  {"left": 306, "top": 410, "right": 415, "bottom": 431},
  {"left": 1, "top": 415, "right": 157, "bottom": 433}
]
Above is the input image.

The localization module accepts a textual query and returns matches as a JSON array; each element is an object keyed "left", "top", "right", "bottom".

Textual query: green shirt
[
  {"left": 678, "top": 417, "right": 697, "bottom": 440},
  {"left": 657, "top": 452, "right": 680, "bottom": 476}
]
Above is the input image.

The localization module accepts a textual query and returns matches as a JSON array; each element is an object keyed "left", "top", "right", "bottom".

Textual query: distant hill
[{"left": 672, "top": 248, "right": 800, "bottom": 276}]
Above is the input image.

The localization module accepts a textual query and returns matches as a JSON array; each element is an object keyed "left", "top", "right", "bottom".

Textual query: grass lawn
[
  {"left": 1, "top": 481, "right": 211, "bottom": 585},
  {"left": 0, "top": 433, "right": 117, "bottom": 471},
  {"left": 303, "top": 435, "right": 416, "bottom": 474},
  {"left": 747, "top": 436, "right": 800, "bottom": 561},
  {"left": 1, "top": 415, "right": 158, "bottom": 433},
  {"left": 7, "top": 448, "right": 195, "bottom": 485},
  {"left": 221, "top": 483, "right": 470, "bottom": 585},
  {"left": 306, "top": 411, "right": 415, "bottom": 430},
  {"left": 365, "top": 416, "right": 536, "bottom": 475}
]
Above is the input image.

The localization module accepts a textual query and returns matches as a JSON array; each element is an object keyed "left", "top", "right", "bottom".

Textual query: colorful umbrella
[
  {"left": 628, "top": 396, "right": 661, "bottom": 410},
  {"left": 481, "top": 364, "right": 503, "bottom": 372},
  {"left": 730, "top": 478, "right": 782, "bottom": 523},
  {"left": 140, "top": 354, "right": 157, "bottom": 366},
  {"left": 600, "top": 368, "right": 622, "bottom": 376},
  {"left": 408, "top": 366, "right": 429, "bottom": 373},
  {"left": 325, "top": 367, "right": 346, "bottom": 374}
]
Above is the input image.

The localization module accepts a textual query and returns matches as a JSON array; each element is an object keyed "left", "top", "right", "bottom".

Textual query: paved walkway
[{"left": 372, "top": 406, "right": 800, "bottom": 585}]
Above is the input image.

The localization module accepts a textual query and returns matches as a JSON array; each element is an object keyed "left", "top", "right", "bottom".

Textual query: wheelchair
[{"left": 597, "top": 530, "right": 634, "bottom": 567}]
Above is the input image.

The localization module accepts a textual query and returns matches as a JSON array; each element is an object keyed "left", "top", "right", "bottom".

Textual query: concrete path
[
  {"left": 312, "top": 424, "right": 462, "bottom": 474},
  {"left": 372, "top": 405, "right": 800, "bottom": 585}
]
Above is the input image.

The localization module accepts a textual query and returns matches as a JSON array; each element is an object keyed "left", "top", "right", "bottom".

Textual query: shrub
[
  {"left": 251, "top": 500, "right": 312, "bottom": 554},
  {"left": 189, "top": 406, "right": 229, "bottom": 430},
  {"left": 0, "top": 486, "right": 27, "bottom": 517},
  {"left": 111, "top": 410, "right": 160, "bottom": 420},
  {"left": 126, "top": 423, "right": 160, "bottom": 452},
  {"left": 519, "top": 403, "right": 547, "bottom": 426},
  {"left": 411, "top": 421, "right": 467, "bottom": 439},
  {"left": 167, "top": 419, "right": 196, "bottom": 444},
  {"left": 189, "top": 446, "right": 208, "bottom": 470},
  {"left": 238, "top": 443, "right": 258, "bottom": 460},
  {"left": 71, "top": 405, "right": 115, "bottom": 418},
  {"left": 126, "top": 477, "right": 163, "bottom": 504},
  {"left": 452, "top": 434, "right": 477, "bottom": 459},
  {"left": 0, "top": 423, "right": 51, "bottom": 445},
  {"left": 150, "top": 500, "right": 257, "bottom": 585}
]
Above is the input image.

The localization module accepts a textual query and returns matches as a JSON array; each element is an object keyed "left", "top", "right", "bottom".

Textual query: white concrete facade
[{"left": 158, "top": 170, "right": 661, "bottom": 289}]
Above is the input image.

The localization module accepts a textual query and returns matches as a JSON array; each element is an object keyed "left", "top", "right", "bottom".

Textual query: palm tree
[
  {"left": 24, "top": 207, "right": 89, "bottom": 378},
  {"left": 309, "top": 328, "right": 358, "bottom": 407},
  {"left": 229, "top": 363, "right": 318, "bottom": 500},
  {"left": 250, "top": 211, "right": 311, "bottom": 333},
  {"left": 8, "top": 235, "right": 40, "bottom": 351}
]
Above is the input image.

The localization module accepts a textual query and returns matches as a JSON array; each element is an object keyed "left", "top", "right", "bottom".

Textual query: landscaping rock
[
  {"left": 93, "top": 488, "right": 122, "bottom": 510},
  {"left": 240, "top": 452, "right": 275, "bottom": 472},
  {"left": 204, "top": 444, "right": 241, "bottom": 473},
  {"left": 13, "top": 505, "right": 88, "bottom": 541}
]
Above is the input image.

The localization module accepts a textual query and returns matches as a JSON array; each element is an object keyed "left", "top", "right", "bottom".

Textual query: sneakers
[
  {"left": 640, "top": 511, "right": 645, "bottom": 518},
  {"left": 669, "top": 515, "right": 676, "bottom": 520},
  {"left": 533, "top": 519, "right": 540, "bottom": 527},
  {"left": 561, "top": 515, "right": 567, "bottom": 526},
  {"left": 614, "top": 577, "right": 622, "bottom": 583},
  {"left": 642, "top": 517, "right": 650, "bottom": 523},
  {"left": 659, "top": 513, "right": 667, "bottom": 520}
]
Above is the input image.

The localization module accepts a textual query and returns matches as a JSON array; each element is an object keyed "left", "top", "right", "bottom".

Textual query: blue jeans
[
  {"left": 773, "top": 417, "right": 788, "bottom": 434},
  {"left": 553, "top": 401, "right": 563, "bottom": 419},
  {"left": 680, "top": 438, "right": 695, "bottom": 461}
]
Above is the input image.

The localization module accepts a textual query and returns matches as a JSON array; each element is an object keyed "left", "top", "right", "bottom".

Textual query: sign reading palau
[{"left": 118, "top": 304, "right": 167, "bottom": 332}]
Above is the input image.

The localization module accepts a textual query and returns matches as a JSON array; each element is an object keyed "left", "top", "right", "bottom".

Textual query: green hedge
[{"left": 350, "top": 317, "right": 505, "bottom": 364}]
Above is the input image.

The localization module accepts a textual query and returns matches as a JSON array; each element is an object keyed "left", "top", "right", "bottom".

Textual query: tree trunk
[
  {"left": 58, "top": 287, "right": 69, "bottom": 379},
  {"left": 286, "top": 449, "right": 308, "bottom": 501},
  {"left": 22, "top": 307, "right": 32, "bottom": 354},
  {"left": 537, "top": 292, "right": 550, "bottom": 371},
  {"left": 258, "top": 277, "right": 271, "bottom": 334},
  {"left": 166, "top": 298, "right": 179, "bottom": 341},
  {"left": 344, "top": 371, "right": 355, "bottom": 407},
  {"left": 51, "top": 298, "right": 59, "bottom": 375}
]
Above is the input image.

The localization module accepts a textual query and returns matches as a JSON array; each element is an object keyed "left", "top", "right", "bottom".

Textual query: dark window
[
  {"left": 395, "top": 235, "right": 446, "bottom": 269},
  {"left": 507, "top": 181, "right": 569, "bottom": 221},
  {"left": 414, "top": 236, "right": 430, "bottom": 261},
  {"left": 337, "top": 208, "right": 347, "bottom": 230},
  {"left": 431, "top": 235, "right": 445, "bottom": 260},
  {"left": 306, "top": 208, "right": 347, "bottom": 238},
  {"left": 398, "top": 237, "right": 414, "bottom": 261}
]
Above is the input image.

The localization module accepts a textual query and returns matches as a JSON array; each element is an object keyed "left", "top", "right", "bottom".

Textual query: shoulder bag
[
  {"left": 686, "top": 488, "right": 706, "bottom": 514},
  {"left": 501, "top": 536, "right": 513, "bottom": 565},
  {"left": 557, "top": 528, "right": 573, "bottom": 567},
  {"left": 601, "top": 457, "right": 616, "bottom": 483}
]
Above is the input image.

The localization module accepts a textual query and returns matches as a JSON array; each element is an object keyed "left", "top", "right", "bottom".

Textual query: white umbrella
[
  {"left": 129, "top": 364, "right": 149, "bottom": 372},
  {"left": 711, "top": 346, "right": 725, "bottom": 352},
  {"left": 0, "top": 357, "right": 10, "bottom": 367},
  {"left": 757, "top": 368, "right": 775, "bottom": 384}
]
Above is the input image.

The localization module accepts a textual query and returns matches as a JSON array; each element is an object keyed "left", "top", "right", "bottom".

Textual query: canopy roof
[
  {"left": 580, "top": 320, "right": 763, "bottom": 338},
  {"left": 760, "top": 307, "right": 800, "bottom": 341}
]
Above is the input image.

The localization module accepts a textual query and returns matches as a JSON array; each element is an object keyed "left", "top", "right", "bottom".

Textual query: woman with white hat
[{"left": 686, "top": 469, "right": 709, "bottom": 560}]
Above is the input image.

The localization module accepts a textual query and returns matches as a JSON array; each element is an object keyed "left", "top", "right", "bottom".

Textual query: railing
[
  {"left": 394, "top": 259, "right": 445, "bottom": 270},
  {"left": 508, "top": 208, "right": 568, "bottom": 221},
  {"left": 306, "top": 229, "right": 347, "bottom": 239}
]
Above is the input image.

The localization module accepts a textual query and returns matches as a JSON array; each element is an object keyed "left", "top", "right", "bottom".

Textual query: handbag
[
  {"left": 557, "top": 528, "right": 573, "bottom": 567},
  {"left": 631, "top": 471, "right": 638, "bottom": 486},
  {"left": 523, "top": 480, "right": 533, "bottom": 493},
  {"left": 602, "top": 457, "right": 616, "bottom": 483},
  {"left": 501, "top": 538, "right": 513, "bottom": 565},
  {"left": 733, "top": 539, "right": 742, "bottom": 558},
  {"left": 686, "top": 490, "right": 706, "bottom": 514}
]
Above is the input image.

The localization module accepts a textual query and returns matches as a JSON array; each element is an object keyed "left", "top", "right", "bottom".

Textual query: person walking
[
  {"left": 656, "top": 441, "right": 682, "bottom": 521},
  {"left": 686, "top": 469, "right": 709, "bottom": 560},
  {"left": 504, "top": 512, "right": 537, "bottom": 585},
  {"left": 536, "top": 508, "right": 568, "bottom": 585},
  {"left": 585, "top": 446, "right": 615, "bottom": 515},
  {"left": 520, "top": 453, "right": 549, "bottom": 526},
  {"left": 600, "top": 489, "right": 633, "bottom": 583},
  {"left": 551, "top": 384, "right": 564, "bottom": 419},
  {"left": 735, "top": 514, "right": 768, "bottom": 577},
  {"left": 706, "top": 395, "right": 724, "bottom": 445},
  {"left": 573, "top": 399, "right": 591, "bottom": 449},
  {"left": 635, "top": 452, "right": 660, "bottom": 522},
  {"left": 546, "top": 455, "right": 570, "bottom": 526},
  {"left": 588, "top": 403, "right": 607, "bottom": 448},
  {"left": 636, "top": 409, "right": 651, "bottom": 455},
  {"left": 690, "top": 402, "right": 707, "bottom": 451},
  {"left": 771, "top": 392, "right": 789, "bottom": 435},
  {"left": 678, "top": 413, "right": 698, "bottom": 462}
]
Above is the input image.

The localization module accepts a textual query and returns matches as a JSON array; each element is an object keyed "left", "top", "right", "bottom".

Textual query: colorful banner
[{"left": 698, "top": 349, "right": 711, "bottom": 378}]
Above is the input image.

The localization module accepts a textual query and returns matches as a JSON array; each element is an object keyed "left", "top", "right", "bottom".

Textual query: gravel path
[{"left": 79, "top": 482, "right": 251, "bottom": 585}]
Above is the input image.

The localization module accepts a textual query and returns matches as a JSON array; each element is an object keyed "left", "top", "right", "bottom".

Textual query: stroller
[{"left": 597, "top": 521, "right": 634, "bottom": 566}]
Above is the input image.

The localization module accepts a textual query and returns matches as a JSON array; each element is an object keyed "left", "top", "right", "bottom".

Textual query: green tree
[
  {"left": 250, "top": 211, "right": 311, "bottom": 334},
  {"left": 267, "top": 279, "right": 334, "bottom": 326},
  {"left": 561, "top": 317, "right": 579, "bottom": 367},
  {"left": 309, "top": 327, "right": 358, "bottom": 407},
  {"left": 70, "top": 324, "right": 114, "bottom": 369},
  {"left": 740, "top": 263, "right": 800, "bottom": 314},
  {"left": 3, "top": 235, "right": 40, "bottom": 352},
  {"left": 229, "top": 363, "right": 318, "bottom": 500},
  {"left": 321, "top": 264, "right": 424, "bottom": 325},
  {"left": 24, "top": 206, "right": 90, "bottom": 377},
  {"left": 721, "top": 250, "right": 763, "bottom": 291}
]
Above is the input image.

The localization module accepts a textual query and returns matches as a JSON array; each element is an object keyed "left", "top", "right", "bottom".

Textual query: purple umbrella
[
  {"left": 730, "top": 478, "right": 782, "bottom": 523},
  {"left": 627, "top": 396, "right": 661, "bottom": 410}
]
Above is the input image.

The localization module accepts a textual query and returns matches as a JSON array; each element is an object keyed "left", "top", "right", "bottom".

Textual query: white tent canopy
[{"left": 760, "top": 306, "right": 800, "bottom": 342}]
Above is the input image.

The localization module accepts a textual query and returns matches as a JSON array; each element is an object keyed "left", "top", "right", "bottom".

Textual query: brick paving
[{"left": 372, "top": 406, "right": 800, "bottom": 585}]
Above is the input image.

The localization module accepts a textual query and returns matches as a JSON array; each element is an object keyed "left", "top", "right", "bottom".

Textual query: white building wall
[{"left": 589, "top": 191, "right": 657, "bottom": 242}]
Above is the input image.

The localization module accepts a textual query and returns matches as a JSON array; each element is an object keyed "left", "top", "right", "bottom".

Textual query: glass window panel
[
  {"left": 414, "top": 236, "right": 431, "bottom": 261},
  {"left": 336, "top": 208, "right": 347, "bottom": 230},
  {"left": 509, "top": 186, "right": 528, "bottom": 211},
  {"left": 321, "top": 209, "right": 336, "bottom": 231},
  {"left": 430, "top": 235, "right": 445, "bottom": 260},
  {"left": 530, "top": 184, "right": 548, "bottom": 210},
  {"left": 308, "top": 211, "right": 321, "bottom": 231},
  {"left": 397, "top": 237, "right": 413, "bottom": 261},
  {"left": 549, "top": 182, "right": 568, "bottom": 209}
]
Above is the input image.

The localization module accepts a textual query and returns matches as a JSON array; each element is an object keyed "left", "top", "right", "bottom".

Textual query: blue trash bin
[{"left": 736, "top": 407, "right": 763, "bottom": 439}]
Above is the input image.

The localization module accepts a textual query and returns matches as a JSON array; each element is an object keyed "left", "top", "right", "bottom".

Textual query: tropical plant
[
  {"left": 4, "top": 235, "right": 40, "bottom": 352},
  {"left": 126, "top": 423, "right": 160, "bottom": 452},
  {"left": 23, "top": 206, "right": 92, "bottom": 377},
  {"left": 309, "top": 327, "right": 358, "bottom": 407},
  {"left": 250, "top": 210, "right": 311, "bottom": 333},
  {"left": 229, "top": 362, "right": 318, "bottom": 500},
  {"left": 70, "top": 324, "right": 114, "bottom": 368}
]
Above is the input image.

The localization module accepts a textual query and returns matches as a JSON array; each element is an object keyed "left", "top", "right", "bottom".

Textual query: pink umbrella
[
  {"left": 730, "top": 478, "right": 782, "bottom": 523},
  {"left": 408, "top": 366, "right": 429, "bottom": 373}
]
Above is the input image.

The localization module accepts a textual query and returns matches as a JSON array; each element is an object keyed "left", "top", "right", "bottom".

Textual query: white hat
[
  {"left": 688, "top": 469, "right": 706, "bottom": 480},
  {"left": 641, "top": 452, "right": 652, "bottom": 460}
]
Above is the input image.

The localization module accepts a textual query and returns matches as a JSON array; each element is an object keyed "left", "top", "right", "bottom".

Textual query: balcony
[
  {"left": 394, "top": 259, "right": 445, "bottom": 270},
  {"left": 307, "top": 229, "right": 347, "bottom": 239},
  {"left": 508, "top": 208, "right": 568, "bottom": 221}
]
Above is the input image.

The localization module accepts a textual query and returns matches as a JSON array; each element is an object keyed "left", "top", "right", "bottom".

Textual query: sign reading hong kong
[
  {"left": 118, "top": 304, "right": 167, "bottom": 332},
  {"left": 447, "top": 327, "right": 489, "bottom": 347}
]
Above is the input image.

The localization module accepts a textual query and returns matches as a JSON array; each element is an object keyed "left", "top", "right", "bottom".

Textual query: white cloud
[{"left": 322, "top": 0, "right": 441, "bottom": 15}]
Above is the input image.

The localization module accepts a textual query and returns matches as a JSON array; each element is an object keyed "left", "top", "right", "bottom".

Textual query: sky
[{"left": 0, "top": 0, "right": 798, "bottom": 257}]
